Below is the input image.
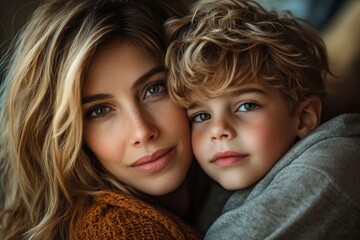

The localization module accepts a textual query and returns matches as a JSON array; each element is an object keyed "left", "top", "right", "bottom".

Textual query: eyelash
[
  {"left": 84, "top": 104, "right": 112, "bottom": 120},
  {"left": 237, "top": 101, "right": 259, "bottom": 112},
  {"left": 190, "top": 112, "right": 211, "bottom": 123},
  {"left": 84, "top": 80, "right": 167, "bottom": 120},
  {"left": 143, "top": 80, "right": 167, "bottom": 100},
  {"left": 189, "top": 101, "right": 260, "bottom": 123}
]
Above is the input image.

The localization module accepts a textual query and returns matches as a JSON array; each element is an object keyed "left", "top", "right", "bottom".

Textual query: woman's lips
[
  {"left": 130, "top": 147, "right": 175, "bottom": 173},
  {"left": 211, "top": 151, "right": 248, "bottom": 167}
]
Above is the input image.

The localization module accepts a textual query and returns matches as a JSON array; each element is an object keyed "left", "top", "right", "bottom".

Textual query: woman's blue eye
[
  {"left": 86, "top": 105, "right": 111, "bottom": 119},
  {"left": 144, "top": 81, "right": 167, "bottom": 99},
  {"left": 238, "top": 102, "right": 258, "bottom": 112},
  {"left": 192, "top": 113, "right": 211, "bottom": 123}
]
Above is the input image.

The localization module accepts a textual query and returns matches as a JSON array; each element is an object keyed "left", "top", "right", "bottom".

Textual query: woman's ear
[{"left": 296, "top": 96, "right": 322, "bottom": 139}]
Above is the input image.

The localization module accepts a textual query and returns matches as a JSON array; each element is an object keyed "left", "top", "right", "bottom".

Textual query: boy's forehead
[{"left": 187, "top": 81, "right": 272, "bottom": 108}]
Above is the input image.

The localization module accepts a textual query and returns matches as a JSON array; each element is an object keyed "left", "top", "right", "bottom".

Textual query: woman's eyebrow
[
  {"left": 81, "top": 66, "right": 165, "bottom": 104},
  {"left": 131, "top": 66, "right": 164, "bottom": 90},
  {"left": 82, "top": 93, "right": 113, "bottom": 104}
]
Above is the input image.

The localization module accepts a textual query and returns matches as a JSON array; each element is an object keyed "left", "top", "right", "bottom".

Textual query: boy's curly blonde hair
[{"left": 165, "top": 0, "right": 330, "bottom": 115}]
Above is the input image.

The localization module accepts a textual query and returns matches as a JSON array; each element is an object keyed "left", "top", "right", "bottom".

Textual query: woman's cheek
[{"left": 83, "top": 118, "right": 126, "bottom": 163}]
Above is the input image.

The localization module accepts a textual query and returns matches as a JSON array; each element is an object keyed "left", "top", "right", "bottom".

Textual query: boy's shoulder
[
  {"left": 267, "top": 113, "right": 360, "bottom": 192},
  {"left": 207, "top": 114, "right": 360, "bottom": 238},
  {"left": 226, "top": 113, "right": 360, "bottom": 206}
]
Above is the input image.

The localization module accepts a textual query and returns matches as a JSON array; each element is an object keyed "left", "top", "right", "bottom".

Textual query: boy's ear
[{"left": 296, "top": 96, "right": 322, "bottom": 139}]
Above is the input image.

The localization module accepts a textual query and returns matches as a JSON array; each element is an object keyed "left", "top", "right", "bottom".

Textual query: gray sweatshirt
[{"left": 205, "top": 113, "right": 360, "bottom": 239}]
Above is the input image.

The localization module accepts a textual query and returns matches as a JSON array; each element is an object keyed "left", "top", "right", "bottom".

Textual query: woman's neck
[{"left": 142, "top": 176, "right": 191, "bottom": 218}]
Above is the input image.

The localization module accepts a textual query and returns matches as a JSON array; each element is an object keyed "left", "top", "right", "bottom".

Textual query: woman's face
[{"left": 82, "top": 41, "right": 193, "bottom": 196}]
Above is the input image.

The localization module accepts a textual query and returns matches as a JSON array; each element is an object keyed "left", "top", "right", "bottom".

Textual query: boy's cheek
[{"left": 191, "top": 130, "right": 208, "bottom": 163}]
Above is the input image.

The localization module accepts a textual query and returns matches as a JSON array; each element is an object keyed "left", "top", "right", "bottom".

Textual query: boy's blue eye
[
  {"left": 144, "top": 80, "right": 167, "bottom": 99},
  {"left": 238, "top": 102, "right": 258, "bottom": 112},
  {"left": 192, "top": 112, "right": 211, "bottom": 123}
]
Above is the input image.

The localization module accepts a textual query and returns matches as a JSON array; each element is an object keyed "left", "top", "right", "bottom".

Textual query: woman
[{"left": 0, "top": 0, "right": 201, "bottom": 239}]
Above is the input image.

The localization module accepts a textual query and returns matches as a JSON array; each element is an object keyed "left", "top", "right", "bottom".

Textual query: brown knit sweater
[{"left": 71, "top": 191, "right": 202, "bottom": 239}]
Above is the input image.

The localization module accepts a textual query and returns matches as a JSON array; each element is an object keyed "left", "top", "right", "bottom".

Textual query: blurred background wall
[
  {"left": 0, "top": 0, "right": 348, "bottom": 56},
  {"left": 0, "top": 0, "right": 43, "bottom": 54},
  {"left": 0, "top": 0, "right": 355, "bottom": 85}
]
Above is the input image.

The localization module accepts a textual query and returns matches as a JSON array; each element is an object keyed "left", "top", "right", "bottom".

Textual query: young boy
[{"left": 165, "top": 0, "right": 360, "bottom": 238}]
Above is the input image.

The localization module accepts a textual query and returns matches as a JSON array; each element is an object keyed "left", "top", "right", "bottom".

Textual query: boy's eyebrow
[
  {"left": 187, "top": 87, "right": 268, "bottom": 110},
  {"left": 188, "top": 102, "right": 201, "bottom": 110},
  {"left": 230, "top": 87, "right": 268, "bottom": 96}
]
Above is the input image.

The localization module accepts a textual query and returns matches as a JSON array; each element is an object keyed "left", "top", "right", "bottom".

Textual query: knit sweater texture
[{"left": 72, "top": 191, "right": 201, "bottom": 239}]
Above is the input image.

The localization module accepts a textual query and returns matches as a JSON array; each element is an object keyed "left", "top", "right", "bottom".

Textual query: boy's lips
[
  {"left": 211, "top": 151, "right": 248, "bottom": 167},
  {"left": 130, "top": 147, "right": 175, "bottom": 173}
]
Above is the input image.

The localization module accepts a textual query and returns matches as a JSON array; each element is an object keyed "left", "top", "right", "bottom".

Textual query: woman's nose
[
  {"left": 127, "top": 109, "right": 159, "bottom": 146},
  {"left": 210, "top": 117, "right": 236, "bottom": 142}
]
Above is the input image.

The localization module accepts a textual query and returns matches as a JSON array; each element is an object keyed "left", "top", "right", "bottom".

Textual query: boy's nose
[{"left": 210, "top": 118, "right": 236, "bottom": 142}]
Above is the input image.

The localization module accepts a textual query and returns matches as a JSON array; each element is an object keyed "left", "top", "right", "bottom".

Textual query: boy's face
[{"left": 188, "top": 81, "right": 299, "bottom": 190}]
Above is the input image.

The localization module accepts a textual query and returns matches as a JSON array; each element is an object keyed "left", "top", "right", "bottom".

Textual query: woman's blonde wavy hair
[
  {"left": 0, "top": 0, "right": 187, "bottom": 239},
  {"left": 166, "top": 0, "right": 330, "bottom": 115}
]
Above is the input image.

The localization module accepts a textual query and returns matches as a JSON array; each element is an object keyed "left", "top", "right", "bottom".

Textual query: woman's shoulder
[{"left": 71, "top": 191, "right": 201, "bottom": 239}]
